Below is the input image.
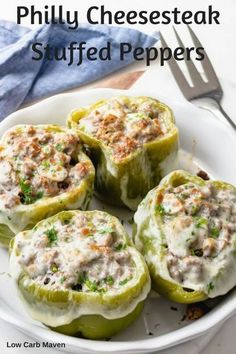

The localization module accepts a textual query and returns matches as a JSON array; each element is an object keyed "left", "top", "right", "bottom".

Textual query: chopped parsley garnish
[
  {"left": 78, "top": 272, "right": 87, "bottom": 285},
  {"left": 114, "top": 243, "right": 126, "bottom": 251},
  {"left": 155, "top": 204, "right": 165, "bottom": 215},
  {"left": 55, "top": 143, "right": 64, "bottom": 152},
  {"left": 119, "top": 276, "right": 132, "bottom": 286},
  {"left": 207, "top": 282, "right": 214, "bottom": 293},
  {"left": 104, "top": 275, "right": 114, "bottom": 286},
  {"left": 45, "top": 227, "right": 58, "bottom": 244},
  {"left": 36, "top": 191, "right": 44, "bottom": 199},
  {"left": 85, "top": 279, "right": 106, "bottom": 293},
  {"left": 60, "top": 276, "right": 66, "bottom": 284},
  {"left": 98, "top": 227, "right": 114, "bottom": 234},
  {"left": 19, "top": 179, "right": 33, "bottom": 204},
  {"left": 211, "top": 227, "right": 220, "bottom": 238},
  {"left": 85, "top": 279, "right": 98, "bottom": 292},
  {"left": 19, "top": 179, "right": 43, "bottom": 204},
  {"left": 196, "top": 217, "right": 208, "bottom": 228},
  {"left": 42, "top": 160, "right": 50, "bottom": 169},
  {"left": 74, "top": 273, "right": 107, "bottom": 293}
]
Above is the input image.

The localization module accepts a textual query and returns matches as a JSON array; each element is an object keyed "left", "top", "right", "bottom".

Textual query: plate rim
[{"left": 0, "top": 87, "right": 236, "bottom": 353}]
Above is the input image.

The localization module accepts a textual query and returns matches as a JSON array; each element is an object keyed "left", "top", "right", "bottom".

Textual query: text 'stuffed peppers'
[
  {"left": 133, "top": 170, "right": 236, "bottom": 303},
  {"left": 67, "top": 96, "right": 179, "bottom": 210},
  {"left": 0, "top": 125, "right": 95, "bottom": 245},
  {"left": 10, "top": 210, "right": 151, "bottom": 339}
]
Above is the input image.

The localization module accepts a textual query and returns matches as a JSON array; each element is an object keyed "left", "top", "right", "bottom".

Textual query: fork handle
[
  {"left": 195, "top": 98, "right": 236, "bottom": 132},
  {"left": 216, "top": 102, "right": 236, "bottom": 131}
]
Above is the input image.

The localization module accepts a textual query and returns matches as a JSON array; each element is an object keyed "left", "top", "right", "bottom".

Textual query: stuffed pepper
[
  {"left": 0, "top": 125, "right": 95, "bottom": 245},
  {"left": 133, "top": 170, "right": 236, "bottom": 303},
  {"left": 67, "top": 96, "right": 179, "bottom": 210},
  {"left": 10, "top": 210, "right": 150, "bottom": 339}
]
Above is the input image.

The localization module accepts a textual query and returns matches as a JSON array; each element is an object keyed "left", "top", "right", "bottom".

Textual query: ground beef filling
[
  {"left": 155, "top": 182, "right": 236, "bottom": 291},
  {"left": 79, "top": 97, "right": 166, "bottom": 161},
  {"left": 15, "top": 213, "right": 135, "bottom": 292},
  {"left": 0, "top": 126, "right": 90, "bottom": 209}
]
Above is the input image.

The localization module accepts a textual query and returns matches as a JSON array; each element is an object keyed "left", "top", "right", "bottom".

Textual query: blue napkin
[{"left": 0, "top": 20, "right": 157, "bottom": 120}]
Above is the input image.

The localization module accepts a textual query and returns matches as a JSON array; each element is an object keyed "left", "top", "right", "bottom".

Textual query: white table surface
[{"left": 0, "top": 0, "right": 236, "bottom": 353}]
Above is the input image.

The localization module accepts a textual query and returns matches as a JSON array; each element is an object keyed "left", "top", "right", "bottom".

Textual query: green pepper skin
[
  {"left": 67, "top": 97, "right": 179, "bottom": 210},
  {"left": 0, "top": 224, "right": 15, "bottom": 246},
  {"left": 10, "top": 210, "right": 151, "bottom": 339},
  {"left": 0, "top": 125, "right": 95, "bottom": 246},
  {"left": 133, "top": 170, "right": 236, "bottom": 304},
  {"left": 52, "top": 302, "right": 144, "bottom": 338},
  {"left": 53, "top": 302, "right": 144, "bottom": 339}
]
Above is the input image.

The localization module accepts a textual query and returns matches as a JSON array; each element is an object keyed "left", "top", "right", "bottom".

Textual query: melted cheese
[
  {"left": 0, "top": 125, "right": 95, "bottom": 236},
  {"left": 0, "top": 125, "right": 88, "bottom": 211},
  {"left": 79, "top": 96, "right": 166, "bottom": 162},
  {"left": 10, "top": 211, "right": 151, "bottom": 324},
  {"left": 134, "top": 180, "right": 236, "bottom": 298}
]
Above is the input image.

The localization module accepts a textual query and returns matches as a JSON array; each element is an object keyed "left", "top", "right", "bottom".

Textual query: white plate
[{"left": 0, "top": 88, "right": 236, "bottom": 354}]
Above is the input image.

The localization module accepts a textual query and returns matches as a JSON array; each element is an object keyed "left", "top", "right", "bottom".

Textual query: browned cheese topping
[{"left": 79, "top": 97, "right": 167, "bottom": 161}]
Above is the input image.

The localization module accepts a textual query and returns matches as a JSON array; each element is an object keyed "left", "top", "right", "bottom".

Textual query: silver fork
[{"left": 160, "top": 26, "right": 236, "bottom": 131}]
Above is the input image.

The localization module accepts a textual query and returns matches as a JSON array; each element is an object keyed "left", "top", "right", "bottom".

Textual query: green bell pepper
[
  {"left": 0, "top": 125, "right": 95, "bottom": 245},
  {"left": 10, "top": 210, "right": 151, "bottom": 339},
  {"left": 67, "top": 96, "right": 179, "bottom": 210},
  {"left": 133, "top": 170, "right": 236, "bottom": 303}
]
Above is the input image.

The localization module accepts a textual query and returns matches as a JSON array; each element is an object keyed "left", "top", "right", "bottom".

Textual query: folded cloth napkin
[{"left": 0, "top": 20, "right": 157, "bottom": 121}]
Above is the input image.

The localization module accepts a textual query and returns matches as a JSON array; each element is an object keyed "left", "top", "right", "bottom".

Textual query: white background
[{"left": 0, "top": 0, "right": 236, "bottom": 353}]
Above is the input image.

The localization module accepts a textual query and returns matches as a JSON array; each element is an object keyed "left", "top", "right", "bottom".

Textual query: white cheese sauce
[
  {"left": 0, "top": 125, "right": 90, "bottom": 210},
  {"left": 11, "top": 212, "right": 135, "bottom": 293},
  {"left": 10, "top": 211, "right": 151, "bottom": 324},
  {"left": 135, "top": 181, "right": 236, "bottom": 298}
]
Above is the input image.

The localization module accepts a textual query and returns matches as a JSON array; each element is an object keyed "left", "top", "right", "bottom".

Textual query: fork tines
[{"left": 160, "top": 26, "right": 222, "bottom": 101}]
